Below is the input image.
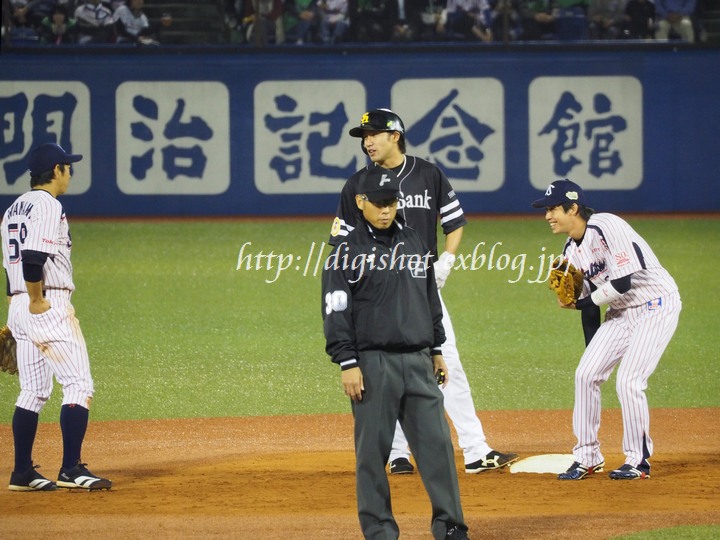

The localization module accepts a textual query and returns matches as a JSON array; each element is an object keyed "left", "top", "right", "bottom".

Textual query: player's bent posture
[
  {"left": 322, "top": 168, "right": 469, "bottom": 540},
  {"left": 532, "top": 179, "right": 682, "bottom": 481},
  {"left": 330, "top": 108, "right": 517, "bottom": 476},
  {"left": 2, "top": 143, "right": 111, "bottom": 491}
]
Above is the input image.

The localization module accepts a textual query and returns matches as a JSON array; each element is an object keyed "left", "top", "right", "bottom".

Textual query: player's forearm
[
  {"left": 443, "top": 227, "right": 463, "bottom": 255},
  {"left": 25, "top": 280, "right": 45, "bottom": 305}
]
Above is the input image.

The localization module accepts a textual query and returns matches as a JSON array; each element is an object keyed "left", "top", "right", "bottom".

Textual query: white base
[{"left": 509, "top": 454, "right": 576, "bottom": 474}]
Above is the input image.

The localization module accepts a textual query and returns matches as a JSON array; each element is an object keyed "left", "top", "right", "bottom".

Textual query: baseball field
[{"left": 0, "top": 215, "right": 718, "bottom": 539}]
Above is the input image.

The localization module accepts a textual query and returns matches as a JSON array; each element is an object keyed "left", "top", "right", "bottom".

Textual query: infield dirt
[{"left": 1, "top": 408, "right": 718, "bottom": 539}]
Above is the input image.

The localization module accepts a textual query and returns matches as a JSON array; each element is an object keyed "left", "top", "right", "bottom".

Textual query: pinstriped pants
[
  {"left": 8, "top": 290, "right": 94, "bottom": 413},
  {"left": 572, "top": 292, "right": 682, "bottom": 467}
]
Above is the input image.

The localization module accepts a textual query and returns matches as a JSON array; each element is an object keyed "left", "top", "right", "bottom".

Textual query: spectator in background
[
  {"left": 351, "top": 0, "right": 390, "bottom": 41},
  {"left": 386, "top": 0, "right": 424, "bottom": 41},
  {"left": 10, "top": 0, "right": 57, "bottom": 31},
  {"left": 654, "top": 0, "right": 695, "bottom": 42},
  {"left": 470, "top": 0, "right": 497, "bottom": 41},
  {"left": 474, "top": 0, "right": 523, "bottom": 42},
  {"left": 417, "top": 0, "right": 446, "bottom": 41},
  {"left": 519, "top": 0, "right": 556, "bottom": 40},
  {"left": 113, "top": 0, "right": 156, "bottom": 44},
  {"left": 622, "top": 0, "right": 654, "bottom": 39},
  {"left": 243, "top": 0, "right": 286, "bottom": 45},
  {"left": 283, "top": 0, "right": 320, "bottom": 43},
  {"left": 554, "top": 0, "right": 589, "bottom": 40},
  {"left": 75, "top": 0, "right": 114, "bottom": 43},
  {"left": 38, "top": 3, "right": 80, "bottom": 44},
  {"left": 319, "top": 0, "right": 350, "bottom": 43},
  {"left": 437, "top": 0, "right": 484, "bottom": 40},
  {"left": 587, "top": 0, "right": 624, "bottom": 39}
]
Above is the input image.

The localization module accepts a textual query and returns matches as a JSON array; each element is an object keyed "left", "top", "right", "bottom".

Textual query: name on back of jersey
[{"left": 5, "top": 201, "right": 34, "bottom": 219}]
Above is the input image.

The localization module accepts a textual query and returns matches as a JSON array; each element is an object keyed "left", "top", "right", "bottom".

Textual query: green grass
[
  {"left": 0, "top": 216, "right": 718, "bottom": 423},
  {"left": 612, "top": 525, "right": 720, "bottom": 539}
]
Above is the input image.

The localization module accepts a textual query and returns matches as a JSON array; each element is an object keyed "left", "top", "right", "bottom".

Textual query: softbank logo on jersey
[
  {"left": 529, "top": 77, "right": 643, "bottom": 191},
  {"left": 115, "top": 82, "right": 230, "bottom": 195},
  {"left": 391, "top": 79, "right": 505, "bottom": 192},
  {"left": 398, "top": 190, "right": 432, "bottom": 210},
  {"left": 253, "top": 81, "right": 367, "bottom": 194},
  {"left": 0, "top": 82, "right": 91, "bottom": 195}
]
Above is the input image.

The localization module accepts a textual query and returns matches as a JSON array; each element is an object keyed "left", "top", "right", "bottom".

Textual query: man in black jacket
[{"left": 322, "top": 167, "right": 469, "bottom": 540}]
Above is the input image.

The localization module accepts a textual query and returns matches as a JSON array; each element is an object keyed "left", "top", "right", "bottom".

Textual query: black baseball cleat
[
  {"left": 445, "top": 524, "right": 470, "bottom": 539},
  {"left": 609, "top": 463, "right": 650, "bottom": 480},
  {"left": 8, "top": 464, "right": 58, "bottom": 491},
  {"left": 558, "top": 460, "right": 604, "bottom": 480},
  {"left": 57, "top": 462, "right": 112, "bottom": 490},
  {"left": 389, "top": 457, "right": 414, "bottom": 475},
  {"left": 465, "top": 450, "right": 519, "bottom": 473}
]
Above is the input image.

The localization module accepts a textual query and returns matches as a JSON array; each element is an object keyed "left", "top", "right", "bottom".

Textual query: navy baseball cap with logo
[
  {"left": 359, "top": 167, "right": 401, "bottom": 203},
  {"left": 531, "top": 179, "right": 587, "bottom": 208},
  {"left": 28, "top": 143, "right": 83, "bottom": 176}
]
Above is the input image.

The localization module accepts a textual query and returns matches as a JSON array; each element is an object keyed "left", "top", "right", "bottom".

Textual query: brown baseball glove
[
  {"left": 548, "top": 258, "right": 584, "bottom": 305},
  {"left": 0, "top": 325, "right": 18, "bottom": 375}
]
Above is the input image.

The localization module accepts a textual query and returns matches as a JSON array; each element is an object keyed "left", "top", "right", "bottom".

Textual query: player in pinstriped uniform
[
  {"left": 532, "top": 179, "right": 682, "bottom": 480},
  {"left": 331, "top": 109, "right": 518, "bottom": 475},
  {"left": 2, "top": 143, "right": 111, "bottom": 491}
]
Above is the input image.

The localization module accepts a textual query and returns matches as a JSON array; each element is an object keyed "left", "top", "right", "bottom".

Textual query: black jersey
[
  {"left": 322, "top": 218, "right": 445, "bottom": 370},
  {"left": 329, "top": 156, "right": 468, "bottom": 260}
]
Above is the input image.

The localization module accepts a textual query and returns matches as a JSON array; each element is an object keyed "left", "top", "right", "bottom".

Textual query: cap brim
[
  {"left": 531, "top": 197, "right": 550, "bottom": 208},
  {"left": 67, "top": 153, "right": 83, "bottom": 163},
  {"left": 349, "top": 126, "right": 368, "bottom": 137}
]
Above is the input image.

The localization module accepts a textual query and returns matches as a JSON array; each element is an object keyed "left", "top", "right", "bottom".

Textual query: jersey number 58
[{"left": 6, "top": 223, "right": 28, "bottom": 264}]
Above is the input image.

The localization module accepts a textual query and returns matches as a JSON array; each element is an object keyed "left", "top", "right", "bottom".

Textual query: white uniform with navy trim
[
  {"left": 2, "top": 189, "right": 94, "bottom": 413},
  {"left": 563, "top": 213, "right": 681, "bottom": 468}
]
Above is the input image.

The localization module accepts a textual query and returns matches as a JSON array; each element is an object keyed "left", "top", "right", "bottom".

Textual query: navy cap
[
  {"left": 531, "top": 179, "right": 587, "bottom": 208},
  {"left": 359, "top": 167, "right": 401, "bottom": 203},
  {"left": 28, "top": 143, "right": 82, "bottom": 176}
]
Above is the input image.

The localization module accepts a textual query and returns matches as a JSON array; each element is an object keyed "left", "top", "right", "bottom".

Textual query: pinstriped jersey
[
  {"left": 329, "top": 156, "right": 467, "bottom": 260},
  {"left": 2, "top": 189, "right": 75, "bottom": 294},
  {"left": 563, "top": 213, "right": 678, "bottom": 309}
]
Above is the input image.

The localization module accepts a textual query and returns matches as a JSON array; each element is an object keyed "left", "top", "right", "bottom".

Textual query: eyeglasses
[{"left": 366, "top": 197, "right": 398, "bottom": 209}]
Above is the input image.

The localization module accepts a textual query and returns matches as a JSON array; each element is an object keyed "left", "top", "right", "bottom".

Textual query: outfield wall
[{"left": 1, "top": 46, "right": 719, "bottom": 217}]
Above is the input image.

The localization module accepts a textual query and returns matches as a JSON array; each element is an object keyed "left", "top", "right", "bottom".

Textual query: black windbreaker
[{"left": 322, "top": 217, "right": 446, "bottom": 370}]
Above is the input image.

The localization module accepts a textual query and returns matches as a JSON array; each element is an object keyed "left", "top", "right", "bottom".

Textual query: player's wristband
[
  {"left": 590, "top": 280, "right": 625, "bottom": 306},
  {"left": 338, "top": 358, "right": 358, "bottom": 370}
]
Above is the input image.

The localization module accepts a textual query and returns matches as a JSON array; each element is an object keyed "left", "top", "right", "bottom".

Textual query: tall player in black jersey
[{"left": 330, "top": 109, "right": 518, "bottom": 475}]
